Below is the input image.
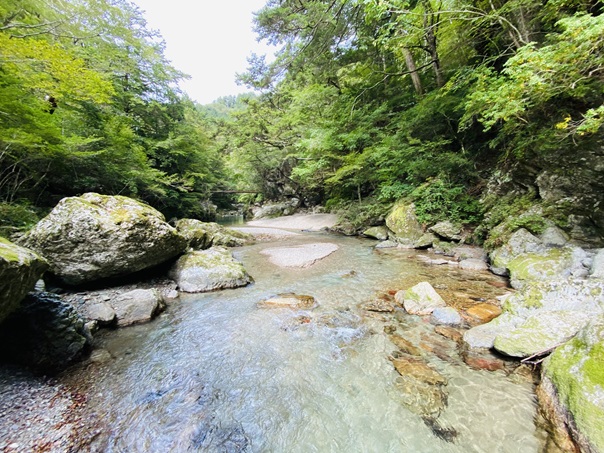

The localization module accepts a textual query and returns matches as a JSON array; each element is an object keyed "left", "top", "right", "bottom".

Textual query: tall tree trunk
[{"left": 402, "top": 48, "right": 423, "bottom": 95}]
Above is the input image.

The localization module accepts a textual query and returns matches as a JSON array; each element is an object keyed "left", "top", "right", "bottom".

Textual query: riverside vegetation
[{"left": 1, "top": 0, "right": 603, "bottom": 451}]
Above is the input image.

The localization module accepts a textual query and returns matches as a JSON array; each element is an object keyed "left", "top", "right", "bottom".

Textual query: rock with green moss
[
  {"left": 494, "top": 310, "right": 593, "bottom": 357},
  {"left": 363, "top": 226, "right": 390, "bottom": 241},
  {"left": 385, "top": 201, "right": 424, "bottom": 248},
  {"left": 507, "top": 246, "right": 588, "bottom": 289},
  {"left": 490, "top": 228, "right": 546, "bottom": 270},
  {"left": 18, "top": 193, "right": 187, "bottom": 285},
  {"left": 428, "top": 221, "right": 462, "bottom": 241},
  {"left": 169, "top": 247, "right": 252, "bottom": 292},
  {"left": 175, "top": 219, "right": 254, "bottom": 250},
  {"left": 463, "top": 312, "right": 523, "bottom": 349},
  {"left": 397, "top": 282, "right": 446, "bottom": 316},
  {"left": 0, "top": 237, "right": 48, "bottom": 324},
  {"left": 541, "top": 318, "right": 604, "bottom": 452}
]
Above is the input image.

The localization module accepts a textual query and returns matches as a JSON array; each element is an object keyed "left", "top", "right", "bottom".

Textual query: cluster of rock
[
  {"left": 0, "top": 193, "right": 255, "bottom": 373},
  {"left": 249, "top": 198, "right": 300, "bottom": 220},
  {"left": 360, "top": 198, "right": 603, "bottom": 451}
]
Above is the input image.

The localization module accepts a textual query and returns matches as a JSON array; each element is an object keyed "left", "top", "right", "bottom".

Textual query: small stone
[
  {"left": 400, "top": 282, "right": 447, "bottom": 316},
  {"left": 434, "top": 326, "right": 463, "bottom": 343},
  {"left": 465, "top": 303, "right": 502, "bottom": 325}
]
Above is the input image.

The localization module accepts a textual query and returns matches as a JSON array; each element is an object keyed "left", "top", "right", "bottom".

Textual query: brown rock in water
[
  {"left": 258, "top": 293, "right": 317, "bottom": 310},
  {"left": 389, "top": 355, "right": 447, "bottom": 385},
  {"left": 434, "top": 326, "right": 463, "bottom": 343},
  {"left": 389, "top": 334, "right": 422, "bottom": 356},
  {"left": 361, "top": 299, "right": 395, "bottom": 312},
  {"left": 461, "top": 347, "right": 507, "bottom": 372},
  {"left": 465, "top": 303, "right": 502, "bottom": 325}
]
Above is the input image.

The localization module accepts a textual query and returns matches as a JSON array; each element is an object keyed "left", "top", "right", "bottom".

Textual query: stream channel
[{"left": 72, "top": 230, "right": 542, "bottom": 452}]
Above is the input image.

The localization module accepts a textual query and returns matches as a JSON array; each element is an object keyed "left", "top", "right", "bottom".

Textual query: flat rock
[
  {"left": 247, "top": 213, "right": 338, "bottom": 231},
  {"left": 360, "top": 299, "right": 395, "bottom": 312},
  {"left": 257, "top": 293, "right": 317, "bottom": 310},
  {"left": 260, "top": 242, "right": 338, "bottom": 268},
  {"left": 430, "top": 307, "right": 462, "bottom": 326},
  {"left": 82, "top": 302, "right": 116, "bottom": 325},
  {"left": 459, "top": 258, "right": 489, "bottom": 272},
  {"left": 465, "top": 303, "right": 502, "bottom": 325},
  {"left": 389, "top": 334, "right": 422, "bottom": 356}
]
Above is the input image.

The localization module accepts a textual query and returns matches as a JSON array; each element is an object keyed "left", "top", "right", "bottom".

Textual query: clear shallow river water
[{"left": 75, "top": 232, "right": 542, "bottom": 452}]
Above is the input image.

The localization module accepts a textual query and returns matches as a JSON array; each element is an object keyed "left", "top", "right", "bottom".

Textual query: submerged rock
[
  {"left": 390, "top": 354, "right": 448, "bottom": 418},
  {"left": 389, "top": 333, "right": 422, "bottom": 356},
  {"left": 396, "top": 282, "right": 447, "bottom": 316},
  {"left": 540, "top": 318, "right": 604, "bottom": 452},
  {"left": 0, "top": 237, "right": 48, "bottom": 324},
  {"left": 257, "top": 293, "right": 317, "bottom": 310},
  {"left": 18, "top": 193, "right": 187, "bottom": 285},
  {"left": 0, "top": 292, "right": 91, "bottom": 373},
  {"left": 170, "top": 247, "right": 252, "bottom": 293},
  {"left": 465, "top": 303, "right": 502, "bottom": 325}
]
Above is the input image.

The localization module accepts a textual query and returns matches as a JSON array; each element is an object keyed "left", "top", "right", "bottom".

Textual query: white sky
[{"left": 130, "top": 0, "right": 274, "bottom": 104}]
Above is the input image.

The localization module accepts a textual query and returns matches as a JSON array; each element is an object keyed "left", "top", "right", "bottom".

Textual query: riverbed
[{"left": 1, "top": 230, "right": 545, "bottom": 452}]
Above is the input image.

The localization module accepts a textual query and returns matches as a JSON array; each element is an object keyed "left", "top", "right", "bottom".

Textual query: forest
[{"left": 1, "top": 0, "right": 603, "bottom": 244}]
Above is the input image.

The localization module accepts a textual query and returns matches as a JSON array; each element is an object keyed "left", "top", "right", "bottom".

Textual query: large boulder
[
  {"left": 0, "top": 238, "right": 48, "bottom": 323},
  {"left": 396, "top": 282, "right": 447, "bottom": 316},
  {"left": 385, "top": 202, "right": 424, "bottom": 248},
  {"left": 363, "top": 226, "right": 390, "bottom": 241},
  {"left": 0, "top": 292, "right": 91, "bottom": 373},
  {"left": 169, "top": 247, "right": 252, "bottom": 293},
  {"left": 490, "top": 228, "right": 545, "bottom": 271},
  {"left": 506, "top": 246, "right": 588, "bottom": 289},
  {"left": 428, "top": 221, "right": 462, "bottom": 242},
  {"left": 252, "top": 199, "right": 300, "bottom": 219},
  {"left": 540, "top": 318, "right": 604, "bottom": 452},
  {"left": 18, "top": 193, "right": 187, "bottom": 285},
  {"left": 175, "top": 219, "right": 254, "bottom": 249},
  {"left": 464, "top": 279, "right": 604, "bottom": 356}
]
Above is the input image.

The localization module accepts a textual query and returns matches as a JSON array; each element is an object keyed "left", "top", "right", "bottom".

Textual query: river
[{"left": 67, "top": 231, "right": 543, "bottom": 452}]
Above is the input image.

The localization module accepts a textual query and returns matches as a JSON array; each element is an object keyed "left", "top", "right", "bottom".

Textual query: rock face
[
  {"left": 170, "top": 247, "right": 252, "bottom": 293},
  {"left": 0, "top": 237, "right": 48, "bottom": 323},
  {"left": 111, "top": 289, "right": 164, "bottom": 327},
  {"left": 18, "top": 193, "right": 187, "bottom": 285},
  {"left": 0, "top": 292, "right": 90, "bottom": 373},
  {"left": 396, "top": 282, "right": 447, "bottom": 316},
  {"left": 540, "top": 318, "right": 604, "bottom": 452},
  {"left": 175, "top": 219, "right": 254, "bottom": 250},
  {"left": 252, "top": 199, "right": 300, "bottom": 219},
  {"left": 385, "top": 202, "right": 424, "bottom": 247}
]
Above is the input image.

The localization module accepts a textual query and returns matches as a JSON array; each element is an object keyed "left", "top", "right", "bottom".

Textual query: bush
[{"left": 0, "top": 202, "right": 41, "bottom": 238}]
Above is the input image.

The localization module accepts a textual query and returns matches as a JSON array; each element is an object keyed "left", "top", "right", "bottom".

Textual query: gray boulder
[
  {"left": 540, "top": 226, "right": 569, "bottom": 247},
  {"left": 18, "top": 193, "right": 187, "bottom": 285},
  {"left": 170, "top": 247, "right": 252, "bottom": 293},
  {"left": 0, "top": 237, "right": 48, "bottom": 323},
  {"left": 490, "top": 228, "right": 545, "bottom": 270},
  {"left": 253, "top": 199, "right": 300, "bottom": 219},
  {"left": 430, "top": 307, "right": 462, "bottom": 326},
  {"left": 110, "top": 289, "right": 164, "bottom": 327},
  {"left": 590, "top": 249, "right": 604, "bottom": 279},
  {"left": 0, "top": 292, "right": 91, "bottom": 373},
  {"left": 429, "top": 221, "right": 462, "bottom": 241}
]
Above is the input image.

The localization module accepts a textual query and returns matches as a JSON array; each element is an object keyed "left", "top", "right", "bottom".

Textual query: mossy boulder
[
  {"left": 385, "top": 201, "right": 424, "bottom": 248},
  {"left": 428, "top": 221, "right": 462, "bottom": 241},
  {"left": 541, "top": 318, "right": 604, "bottom": 452},
  {"left": 507, "top": 246, "right": 588, "bottom": 289},
  {"left": 169, "top": 247, "right": 252, "bottom": 293},
  {"left": 0, "top": 237, "right": 48, "bottom": 323},
  {"left": 490, "top": 228, "right": 545, "bottom": 270},
  {"left": 175, "top": 219, "right": 254, "bottom": 249},
  {"left": 494, "top": 310, "right": 593, "bottom": 357},
  {"left": 18, "top": 193, "right": 187, "bottom": 285}
]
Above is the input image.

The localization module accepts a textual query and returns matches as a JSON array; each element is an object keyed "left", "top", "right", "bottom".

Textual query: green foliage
[
  {"left": 327, "top": 197, "right": 393, "bottom": 231},
  {"left": 0, "top": 202, "right": 41, "bottom": 238},
  {"left": 410, "top": 179, "right": 483, "bottom": 226}
]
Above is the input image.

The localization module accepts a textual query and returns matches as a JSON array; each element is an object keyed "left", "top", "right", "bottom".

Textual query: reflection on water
[
  {"left": 216, "top": 214, "right": 245, "bottom": 227},
  {"left": 75, "top": 232, "right": 541, "bottom": 452}
]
